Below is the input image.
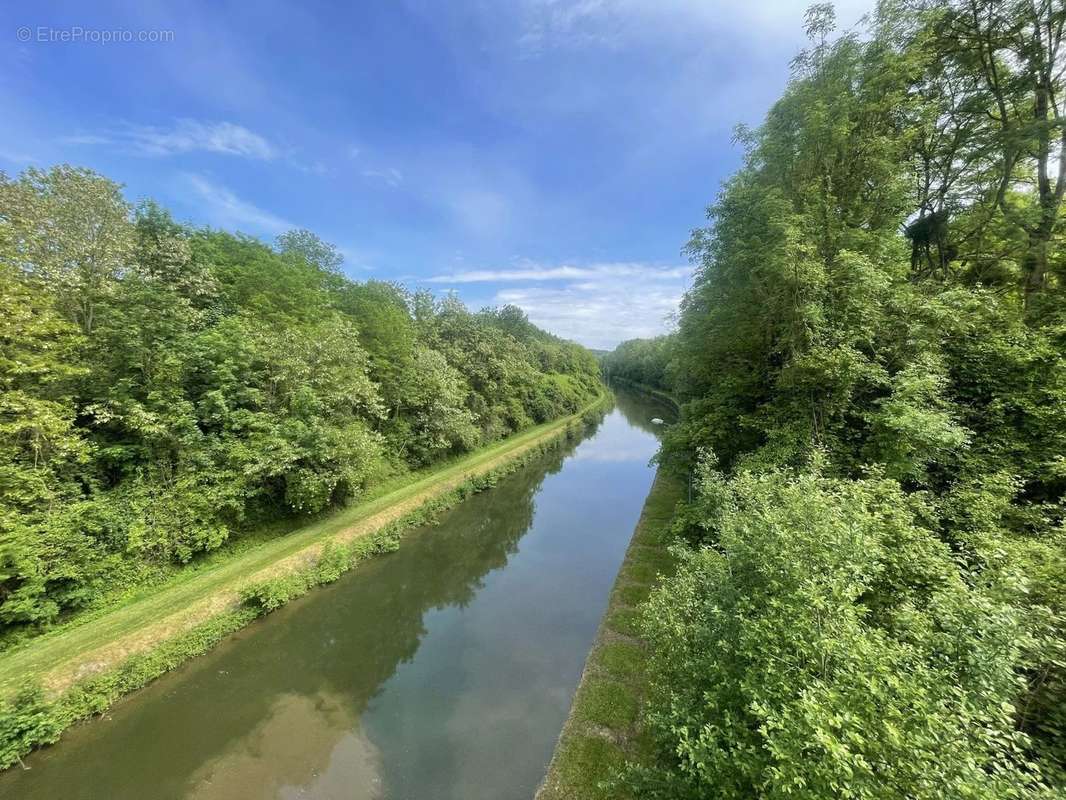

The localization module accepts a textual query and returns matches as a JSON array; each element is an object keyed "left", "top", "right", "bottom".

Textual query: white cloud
[
  {"left": 337, "top": 245, "right": 375, "bottom": 272},
  {"left": 183, "top": 173, "right": 294, "bottom": 235},
  {"left": 518, "top": 0, "right": 620, "bottom": 56},
  {"left": 515, "top": 0, "right": 873, "bottom": 55},
  {"left": 426, "top": 261, "right": 690, "bottom": 284},
  {"left": 57, "top": 134, "right": 113, "bottom": 146},
  {"left": 361, "top": 167, "right": 404, "bottom": 187},
  {"left": 426, "top": 260, "right": 690, "bottom": 349},
  {"left": 496, "top": 281, "right": 682, "bottom": 350},
  {"left": 0, "top": 148, "right": 36, "bottom": 165},
  {"left": 132, "top": 120, "right": 277, "bottom": 159},
  {"left": 63, "top": 119, "right": 278, "bottom": 160}
]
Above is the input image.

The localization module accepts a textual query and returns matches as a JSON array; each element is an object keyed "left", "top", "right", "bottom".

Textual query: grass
[
  {"left": 535, "top": 470, "right": 684, "bottom": 800},
  {"left": 628, "top": 547, "right": 675, "bottom": 572},
  {"left": 618, "top": 559, "right": 660, "bottom": 586},
  {"left": 594, "top": 641, "right": 644, "bottom": 681},
  {"left": 605, "top": 607, "right": 642, "bottom": 637},
  {"left": 574, "top": 679, "right": 639, "bottom": 730},
  {"left": 0, "top": 397, "right": 605, "bottom": 702},
  {"left": 615, "top": 582, "right": 652, "bottom": 606},
  {"left": 551, "top": 735, "right": 627, "bottom": 800}
]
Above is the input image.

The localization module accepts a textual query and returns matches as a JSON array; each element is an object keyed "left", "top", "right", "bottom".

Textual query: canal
[{"left": 1, "top": 390, "right": 670, "bottom": 800}]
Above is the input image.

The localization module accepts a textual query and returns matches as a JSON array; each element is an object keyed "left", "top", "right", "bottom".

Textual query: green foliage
[
  {"left": 601, "top": 336, "right": 676, "bottom": 393},
  {"left": 0, "top": 164, "right": 601, "bottom": 636},
  {"left": 632, "top": 473, "right": 1042, "bottom": 799},
  {"left": 0, "top": 685, "right": 62, "bottom": 768},
  {"left": 0, "top": 411, "right": 598, "bottom": 769},
  {"left": 619, "top": 2, "right": 1066, "bottom": 796}
]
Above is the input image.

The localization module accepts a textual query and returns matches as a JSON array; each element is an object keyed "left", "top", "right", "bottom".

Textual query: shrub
[{"left": 629, "top": 472, "right": 1044, "bottom": 800}]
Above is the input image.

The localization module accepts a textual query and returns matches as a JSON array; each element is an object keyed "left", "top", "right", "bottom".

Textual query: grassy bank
[
  {"left": 0, "top": 397, "right": 608, "bottom": 770},
  {"left": 535, "top": 470, "right": 683, "bottom": 800}
]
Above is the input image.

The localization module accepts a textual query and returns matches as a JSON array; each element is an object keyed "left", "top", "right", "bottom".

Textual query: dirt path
[{"left": 0, "top": 407, "right": 592, "bottom": 700}]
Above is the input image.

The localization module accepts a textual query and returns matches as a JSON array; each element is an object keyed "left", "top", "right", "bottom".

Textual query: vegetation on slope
[
  {"left": 0, "top": 402, "right": 605, "bottom": 770},
  {"left": 0, "top": 165, "right": 601, "bottom": 643},
  {"left": 606, "top": 2, "right": 1066, "bottom": 797}
]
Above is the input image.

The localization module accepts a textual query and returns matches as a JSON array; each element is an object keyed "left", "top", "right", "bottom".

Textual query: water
[{"left": 1, "top": 391, "right": 671, "bottom": 800}]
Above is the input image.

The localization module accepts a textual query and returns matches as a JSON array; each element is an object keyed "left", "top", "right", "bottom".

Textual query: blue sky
[{"left": 1, "top": 0, "right": 870, "bottom": 349}]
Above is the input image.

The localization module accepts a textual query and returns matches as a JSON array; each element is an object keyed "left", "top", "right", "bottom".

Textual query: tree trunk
[{"left": 1023, "top": 236, "right": 1049, "bottom": 303}]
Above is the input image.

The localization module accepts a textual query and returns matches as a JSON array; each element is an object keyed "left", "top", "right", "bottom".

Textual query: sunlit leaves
[{"left": 0, "top": 164, "right": 601, "bottom": 630}]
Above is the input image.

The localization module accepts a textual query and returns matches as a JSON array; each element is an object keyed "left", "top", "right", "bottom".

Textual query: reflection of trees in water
[
  {"left": 187, "top": 435, "right": 592, "bottom": 777},
  {"left": 183, "top": 693, "right": 386, "bottom": 800},
  {"left": 1, "top": 433, "right": 592, "bottom": 800},
  {"left": 612, "top": 388, "right": 676, "bottom": 434}
]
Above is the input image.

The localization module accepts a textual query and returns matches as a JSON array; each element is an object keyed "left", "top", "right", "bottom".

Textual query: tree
[
  {"left": 0, "top": 166, "right": 134, "bottom": 335},
  {"left": 902, "top": 0, "right": 1066, "bottom": 303},
  {"left": 275, "top": 228, "right": 344, "bottom": 274},
  {"left": 0, "top": 265, "right": 91, "bottom": 623},
  {"left": 636, "top": 3, "right": 1066, "bottom": 793},
  {"left": 0, "top": 160, "right": 602, "bottom": 634}
]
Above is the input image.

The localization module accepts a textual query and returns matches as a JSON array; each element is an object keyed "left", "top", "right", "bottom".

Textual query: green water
[{"left": 1, "top": 391, "right": 671, "bottom": 800}]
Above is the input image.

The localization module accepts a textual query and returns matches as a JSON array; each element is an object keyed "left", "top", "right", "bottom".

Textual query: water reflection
[
  {"left": 611, "top": 386, "right": 677, "bottom": 433},
  {"left": 188, "top": 694, "right": 384, "bottom": 800},
  {"left": 1, "top": 392, "right": 669, "bottom": 800}
]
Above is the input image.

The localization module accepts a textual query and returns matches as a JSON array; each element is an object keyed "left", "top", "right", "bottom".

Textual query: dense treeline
[
  {"left": 600, "top": 335, "right": 675, "bottom": 392},
  {"left": 614, "top": 2, "right": 1066, "bottom": 797},
  {"left": 0, "top": 165, "right": 600, "bottom": 637}
]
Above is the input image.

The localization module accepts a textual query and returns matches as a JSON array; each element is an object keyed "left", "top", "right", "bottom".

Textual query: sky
[{"left": 1, "top": 0, "right": 872, "bottom": 350}]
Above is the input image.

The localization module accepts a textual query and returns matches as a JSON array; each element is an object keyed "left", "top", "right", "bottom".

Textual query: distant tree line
[
  {"left": 608, "top": 2, "right": 1066, "bottom": 797},
  {"left": 0, "top": 165, "right": 601, "bottom": 635},
  {"left": 600, "top": 335, "right": 674, "bottom": 393}
]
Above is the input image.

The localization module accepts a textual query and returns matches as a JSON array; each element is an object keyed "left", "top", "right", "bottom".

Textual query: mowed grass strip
[
  {"left": 573, "top": 679, "right": 639, "bottom": 731},
  {"left": 0, "top": 400, "right": 602, "bottom": 700},
  {"left": 535, "top": 470, "right": 684, "bottom": 800},
  {"left": 551, "top": 735, "right": 627, "bottom": 800}
]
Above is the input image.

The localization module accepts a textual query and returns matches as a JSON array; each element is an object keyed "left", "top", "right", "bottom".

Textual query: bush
[{"left": 629, "top": 472, "right": 1044, "bottom": 800}]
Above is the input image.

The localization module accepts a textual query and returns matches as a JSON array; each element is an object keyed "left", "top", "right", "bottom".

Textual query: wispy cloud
[
  {"left": 62, "top": 119, "right": 278, "bottom": 160},
  {"left": 361, "top": 167, "right": 404, "bottom": 187},
  {"left": 58, "top": 134, "right": 113, "bottom": 146},
  {"left": 128, "top": 119, "right": 277, "bottom": 158},
  {"left": 0, "top": 148, "right": 37, "bottom": 166},
  {"left": 295, "top": 160, "right": 328, "bottom": 175},
  {"left": 337, "top": 245, "right": 375, "bottom": 272},
  {"left": 183, "top": 173, "right": 293, "bottom": 235},
  {"left": 349, "top": 145, "right": 403, "bottom": 187},
  {"left": 426, "top": 260, "right": 690, "bottom": 349},
  {"left": 518, "top": 0, "right": 621, "bottom": 56},
  {"left": 426, "top": 261, "right": 689, "bottom": 284},
  {"left": 515, "top": 0, "right": 873, "bottom": 56}
]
